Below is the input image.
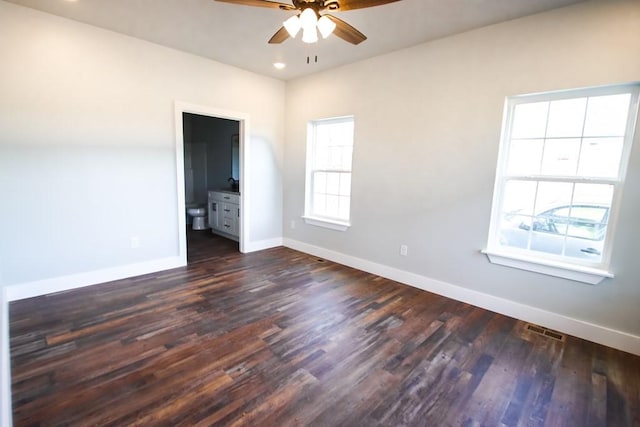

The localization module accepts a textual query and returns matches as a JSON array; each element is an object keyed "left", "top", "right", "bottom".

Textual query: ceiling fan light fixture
[
  {"left": 317, "top": 15, "right": 336, "bottom": 39},
  {"left": 219, "top": 0, "right": 395, "bottom": 46},
  {"left": 301, "top": 26, "right": 318, "bottom": 43},
  {"left": 283, "top": 15, "right": 301, "bottom": 38},
  {"left": 299, "top": 7, "right": 318, "bottom": 32}
]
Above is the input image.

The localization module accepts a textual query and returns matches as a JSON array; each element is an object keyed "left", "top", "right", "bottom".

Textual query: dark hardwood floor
[{"left": 10, "top": 230, "right": 640, "bottom": 426}]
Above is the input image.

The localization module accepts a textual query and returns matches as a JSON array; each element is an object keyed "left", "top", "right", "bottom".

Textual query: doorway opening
[
  {"left": 174, "top": 102, "right": 250, "bottom": 265},
  {"left": 183, "top": 113, "right": 239, "bottom": 262}
]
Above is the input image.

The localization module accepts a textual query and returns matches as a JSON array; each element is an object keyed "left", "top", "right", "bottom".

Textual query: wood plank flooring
[{"left": 10, "top": 230, "right": 640, "bottom": 426}]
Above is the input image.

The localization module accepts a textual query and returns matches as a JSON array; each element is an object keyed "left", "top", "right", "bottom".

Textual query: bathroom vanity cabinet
[{"left": 208, "top": 191, "right": 240, "bottom": 241}]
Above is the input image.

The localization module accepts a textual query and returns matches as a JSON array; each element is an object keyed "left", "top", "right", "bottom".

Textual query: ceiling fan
[{"left": 215, "top": 0, "right": 401, "bottom": 45}]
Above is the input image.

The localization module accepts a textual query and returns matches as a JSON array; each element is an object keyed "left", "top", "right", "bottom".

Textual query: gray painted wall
[
  {"left": 0, "top": 2, "right": 285, "bottom": 286},
  {"left": 283, "top": 0, "right": 640, "bottom": 336}
]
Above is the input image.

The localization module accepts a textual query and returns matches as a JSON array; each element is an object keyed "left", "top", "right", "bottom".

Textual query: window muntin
[
  {"left": 488, "top": 84, "right": 639, "bottom": 271},
  {"left": 305, "top": 116, "right": 354, "bottom": 225}
]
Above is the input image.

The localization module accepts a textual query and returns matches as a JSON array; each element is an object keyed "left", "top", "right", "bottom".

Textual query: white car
[{"left": 500, "top": 203, "right": 609, "bottom": 260}]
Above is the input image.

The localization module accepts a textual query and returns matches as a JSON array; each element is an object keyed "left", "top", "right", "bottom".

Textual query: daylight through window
[{"left": 486, "top": 83, "right": 639, "bottom": 281}]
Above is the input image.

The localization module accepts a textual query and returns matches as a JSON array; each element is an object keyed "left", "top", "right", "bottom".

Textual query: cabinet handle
[{"left": 224, "top": 209, "right": 230, "bottom": 213}]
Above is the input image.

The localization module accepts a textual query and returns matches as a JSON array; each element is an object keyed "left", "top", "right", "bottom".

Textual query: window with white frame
[
  {"left": 304, "top": 116, "right": 354, "bottom": 230},
  {"left": 485, "top": 83, "right": 639, "bottom": 284}
]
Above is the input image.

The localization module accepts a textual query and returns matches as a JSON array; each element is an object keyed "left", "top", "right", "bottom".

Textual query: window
[
  {"left": 485, "top": 83, "right": 640, "bottom": 284},
  {"left": 304, "top": 116, "right": 354, "bottom": 231}
]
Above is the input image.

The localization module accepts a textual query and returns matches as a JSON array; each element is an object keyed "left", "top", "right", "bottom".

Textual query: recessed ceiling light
[{"left": 273, "top": 62, "right": 286, "bottom": 70}]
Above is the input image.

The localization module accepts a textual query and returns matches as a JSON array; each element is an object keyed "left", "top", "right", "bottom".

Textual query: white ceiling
[{"left": 5, "top": 0, "right": 585, "bottom": 80}]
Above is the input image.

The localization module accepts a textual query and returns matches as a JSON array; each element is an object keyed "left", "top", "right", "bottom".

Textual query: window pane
[
  {"left": 564, "top": 240, "right": 604, "bottom": 261},
  {"left": 584, "top": 94, "right": 631, "bottom": 137},
  {"left": 540, "top": 138, "right": 581, "bottom": 176},
  {"left": 327, "top": 146, "right": 343, "bottom": 169},
  {"left": 507, "top": 139, "right": 543, "bottom": 175},
  {"left": 534, "top": 181, "right": 573, "bottom": 214},
  {"left": 565, "top": 206, "right": 607, "bottom": 240},
  {"left": 326, "top": 172, "right": 340, "bottom": 195},
  {"left": 549, "top": 207, "right": 571, "bottom": 217},
  {"left": 511, "top": 102, "right": 548, "bottom": 139},
  {"left": 340, "top": 173, "right": 352, "bottom": 197},
  {"left": 572, "top": 183, "right": 613, "bottom": 209},
  {"left": 530, "top": 230, "right": 564, "bottom": 255},
  {"left": 569, "top": 206, "right": 607, "bottom": 222},
  {"left": 341, "top": 146, "right": 353, "bottom": 170},
  {"left": 314, "top": 143, "right": 329, "bottom": 169},
  {"left": 546, "top": 98, "right": 587, "bottom": 137},
  {"left": 313, "top": 172, "right": 327, "bottom": 194},
  {"left": 502, "top": 180, "right": 537, "bottom": 216},
  {"left": 313, "top": 194, "right": 327, "bottom": 216},
  {"left": 332, "top": 121, "right": 354, "bottom": 144},
  {"left": 577, "top": 137, "right": 624, "bottom": 178},
  {"left": 316, "top": 126, "right": 330, "bottom": 146},
  {"left": 499, "top": 214, "right": 532, "bottom": 250},
  {"left": 566, "top": 222, "right": 606, "bottom": 241},
  {"left": 326, "top": 195, "right": 339, "bottom": 218}
]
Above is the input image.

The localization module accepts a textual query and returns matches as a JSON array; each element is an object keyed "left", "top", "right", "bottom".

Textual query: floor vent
[{"left": 525, "top": 323, "right": 566, "bottom": 342}]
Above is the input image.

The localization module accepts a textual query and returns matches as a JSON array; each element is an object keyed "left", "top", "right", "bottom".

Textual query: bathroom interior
[{"left": 183, "top": 112, "right": 240, "bottom": 250}]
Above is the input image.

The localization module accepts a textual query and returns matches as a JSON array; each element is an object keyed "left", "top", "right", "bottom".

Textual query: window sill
[
  {"left": 482, "top": 249, "right": 613, "bottom": 285},
  {"left": 302, "top": 216, "right": 350, "bottom": 232}
]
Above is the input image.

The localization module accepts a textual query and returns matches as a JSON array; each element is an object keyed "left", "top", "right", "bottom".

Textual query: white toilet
[{"left": 186, "top": 205, "right": 208, "bottom": 230}]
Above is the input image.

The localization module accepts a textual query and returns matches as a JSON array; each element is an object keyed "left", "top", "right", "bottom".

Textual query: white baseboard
[
  {"left": 5, "top": 256, "right": 185, "bottom": 302},
  {"left": 243, "top": 237, "right": 283, "bottom": 253},
  {"left": 283, "top": 238, "right": 640, "bottom": 356},
  {"left": 1, "top": 287, "right": 12, "bottom": 427}
]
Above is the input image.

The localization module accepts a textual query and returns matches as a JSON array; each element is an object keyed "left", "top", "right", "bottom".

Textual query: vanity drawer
[{"left": 209, "top": 191, "right": 240, "bottom": 204}]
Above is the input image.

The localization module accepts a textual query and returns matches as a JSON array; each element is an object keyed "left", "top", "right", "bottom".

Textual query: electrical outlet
[
  {"left": 400, "top": 245, "right": 408, "bottom": 256},
  {"left": 130, "top": 236, "right": 140, "bottom": 249},
  {"left": 290, "top": 220, "right": 296, "bottom": 229}
]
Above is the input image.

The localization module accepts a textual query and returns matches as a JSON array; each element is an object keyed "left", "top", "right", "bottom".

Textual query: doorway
[
  {"left": 183, "top": 113, "right": 239, "bottom": 261},
  {"left": 174, "top": 102, "right": 250, "bottom": 265}
]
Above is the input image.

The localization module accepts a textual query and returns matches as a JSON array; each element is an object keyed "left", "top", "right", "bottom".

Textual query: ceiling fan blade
[
  {"left": 325, "top": 14, "right": 366, "bottom": 45},
  {"left": 215, "top": 0, "right": 295, "bottom": 11},
  {"left": 323, "top": 0, "right": 401, "bottom": 12},
  {"left": 268, "top": 26, "right": 290, "bottom": 44}
]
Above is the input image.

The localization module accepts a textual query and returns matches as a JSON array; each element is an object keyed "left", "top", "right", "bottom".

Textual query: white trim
[
  {"left": 5, "top": 256, "right": 184, "bottom": 302},
  {"left": 302, "top": 216, "right": 350, "bottom": 231},
  {"left": 482, "top": 250, "right": 612, "bottom": 285},
  {"left": 283, "top": 238, "right": 640, "bottom": 356},
  {"left": 1, "top": 287, "right": 12, "bottom": 427},
  {"left": 174, "top": 101, "right": 251, "bottom": 255},
  {"left": 174, "top": 107, "right": 188, "bottom": 267},
  {"left": 243, "top": 237, "right": 283, "bottom": 253}
]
